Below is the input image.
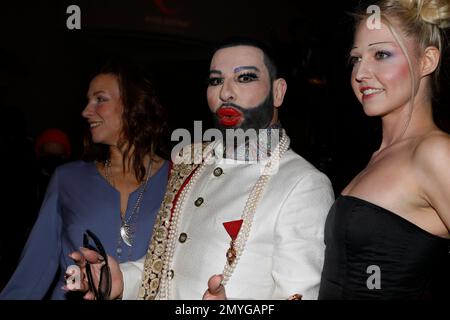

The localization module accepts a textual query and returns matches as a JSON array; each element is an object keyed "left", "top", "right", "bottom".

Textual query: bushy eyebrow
[{"left": 209, "top": 70, "right": 222, "bottom": 76}]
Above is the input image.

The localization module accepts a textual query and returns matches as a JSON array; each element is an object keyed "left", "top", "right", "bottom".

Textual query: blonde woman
[{"left": 319, "top": 0, "right": 450, "bottom": 299}]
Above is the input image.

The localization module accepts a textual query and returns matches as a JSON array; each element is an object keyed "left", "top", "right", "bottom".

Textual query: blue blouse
[{"left": 0, "top": 160, "right": 169, "bottom": 300}]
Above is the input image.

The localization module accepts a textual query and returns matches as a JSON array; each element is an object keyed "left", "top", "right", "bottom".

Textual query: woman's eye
[
  {"left": 208, "top": 77, "right": 223, "bottom": 86},
  {"left": 375, "top": 51, "right": 391, "bottom": 60},
  {"left": 349, "top": 56, "right": 361, "bottom": 65}
]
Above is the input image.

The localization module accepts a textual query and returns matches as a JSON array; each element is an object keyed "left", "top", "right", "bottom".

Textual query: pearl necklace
[{"left": 158, "top": 132, "right": 289, "bottom": 299}]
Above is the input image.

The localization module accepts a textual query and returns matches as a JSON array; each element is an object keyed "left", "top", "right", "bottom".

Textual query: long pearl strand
[
  {"left": 158, "top": 153, "right": 212, "bottom": 299},
  {"left": 158, "top": 134, "right": 289, "bottom": 299},
  {"left": 221, "top": 134, "right": 289, "bottom": 285}
]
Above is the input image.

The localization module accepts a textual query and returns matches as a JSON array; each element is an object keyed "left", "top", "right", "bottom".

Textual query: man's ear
[
  {"left": 273, "top": 78, "right": 287, "bottom": 108},
  {"left": 421, "top": 46, "right": 440, "bottom": 77}
]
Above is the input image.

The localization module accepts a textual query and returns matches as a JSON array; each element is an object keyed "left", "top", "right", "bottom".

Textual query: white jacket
[{"left": 121, "top": 145, "right": 334, "bottom": 300}]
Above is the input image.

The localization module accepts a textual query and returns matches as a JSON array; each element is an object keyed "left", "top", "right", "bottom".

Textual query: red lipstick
[{"left": 216, "top": 107, "right": 243, "bottom": 127}]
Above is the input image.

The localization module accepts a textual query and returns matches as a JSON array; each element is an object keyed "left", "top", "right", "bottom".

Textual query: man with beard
[{"left": 66, "top": 38, "right": 334, "bottom": 300}]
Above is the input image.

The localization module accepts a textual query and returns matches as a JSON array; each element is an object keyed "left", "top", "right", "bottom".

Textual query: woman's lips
[
  {"left": 216, "top": 107, "right": 243, "bottom": 127},
  {"left": 360, "top": 86, "right": 384, "bottom": 101}
]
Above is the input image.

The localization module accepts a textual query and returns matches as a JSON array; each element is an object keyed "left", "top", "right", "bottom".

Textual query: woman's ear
[
  {"left": 420, "top": 46, "right": 440, "bottom": 77},
  {"left": 273, "top": 78, "right": 287, "bottom": 108}
]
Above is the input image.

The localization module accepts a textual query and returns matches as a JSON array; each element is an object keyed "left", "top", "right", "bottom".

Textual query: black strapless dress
[{"left": 319, "top": 195, "right": 450, "bottom": 300}]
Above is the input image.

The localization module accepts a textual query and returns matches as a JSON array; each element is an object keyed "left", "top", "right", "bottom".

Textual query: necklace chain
[{"left": 104, "top": 158, "right": 152, "bottom": 255}]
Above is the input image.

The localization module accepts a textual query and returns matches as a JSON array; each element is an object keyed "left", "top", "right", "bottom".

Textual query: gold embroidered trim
[{"left": 138, "top": 144, "right": 203, "bottom": 299}]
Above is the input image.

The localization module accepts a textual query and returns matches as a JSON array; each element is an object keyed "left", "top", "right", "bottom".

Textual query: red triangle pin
[
  {"left": 223, "top": 219, "right": 243, "bottom": 266},
  {"left": 223, "top": 219, "right": 243, "bottom": 240}
]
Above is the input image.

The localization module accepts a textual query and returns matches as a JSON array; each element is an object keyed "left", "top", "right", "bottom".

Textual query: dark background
[
  {"left": 0, "top": 0, "right": 449, "bottom": 291},
  {"left": 2, "top": 0, "right": 449, "bottom": 188}
]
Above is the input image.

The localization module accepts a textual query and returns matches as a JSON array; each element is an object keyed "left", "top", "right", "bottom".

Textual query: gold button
[
  {"left": 213, "top": 167, "right": 223, "bottom": 177},
  {"left": 194, "top": 197, "right": 204, "bottom": 207},
  {"left": 179, "top": 233, "right": 187, "bottom": 243},
  {"left": 167, "top": 269, "right": 174, "bottom": 280}
]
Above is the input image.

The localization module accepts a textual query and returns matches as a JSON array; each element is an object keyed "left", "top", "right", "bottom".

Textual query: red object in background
[
  {"left": 154, "top": 0, "right": 178, "bottom": 15},
  {"left": 35, "top": 128, "right": 71, "bottom": 158}
]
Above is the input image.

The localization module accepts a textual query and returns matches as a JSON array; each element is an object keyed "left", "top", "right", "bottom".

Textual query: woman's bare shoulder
[
  {"left": 413, "top": 130, "right": 450, "bottom": 167},
  {"left": 412, "top": 130, "right": 450, "bottom": 198}
]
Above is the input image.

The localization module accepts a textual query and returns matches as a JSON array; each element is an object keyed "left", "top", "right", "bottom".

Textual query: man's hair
[{"left": 213, "top": 36, "right": 280, "bottom": 82}]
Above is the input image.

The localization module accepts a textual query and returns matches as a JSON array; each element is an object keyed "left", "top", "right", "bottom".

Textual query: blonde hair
[
  {"left": 352, "top": 0, "right": 450, "bottom": 143},
  {"left": 369, "top": 0, "right": 450, "bottom": 88}
]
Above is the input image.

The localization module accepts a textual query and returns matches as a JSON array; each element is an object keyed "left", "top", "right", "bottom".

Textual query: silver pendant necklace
[
  {"left": 104, "top": 158, "right": 152, "bottom": 250},
  {"left": 120, "top": 223, "right": 133, "bottom": 247}
]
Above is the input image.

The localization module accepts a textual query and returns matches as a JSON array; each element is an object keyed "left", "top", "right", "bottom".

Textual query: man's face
[{"left": 207, "top": 45, "right": 275, "bottom": 131}]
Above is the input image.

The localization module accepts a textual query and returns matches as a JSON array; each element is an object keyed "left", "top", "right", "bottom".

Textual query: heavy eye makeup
[
  {"left": 237, "top": 72, "right": 259, "bottom": 83},
  {"left": 374, "top": 50, "right": 392, "bottom": 60},
  {"left": 207, "top": 77, "right": 223, "bottom": 86},
  {"left": 348, "top": 49, "right": 393, "bottom": 65},
  {"left": 207, "top": 71, "right": 259, "bottom": 86}
]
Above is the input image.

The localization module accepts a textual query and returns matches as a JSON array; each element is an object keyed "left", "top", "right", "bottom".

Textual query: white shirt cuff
[{"left": 120, "top": 256, "right": 145, "bottom": 300}]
